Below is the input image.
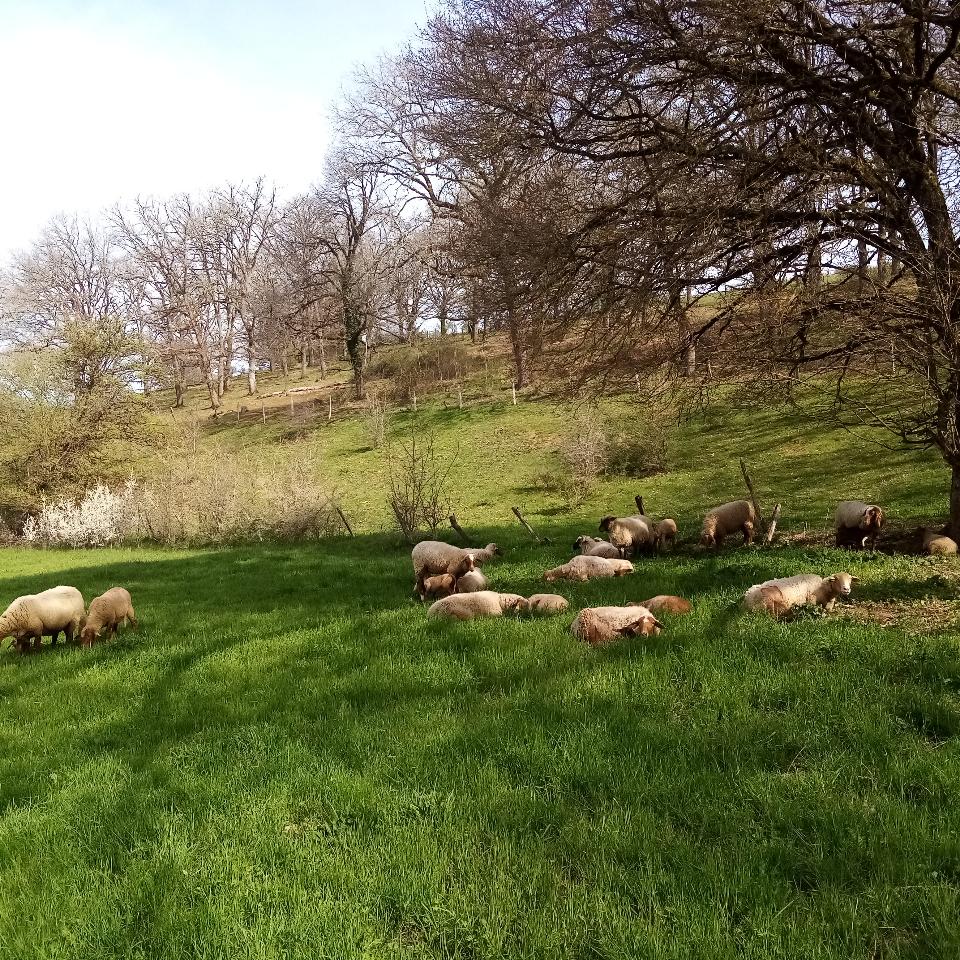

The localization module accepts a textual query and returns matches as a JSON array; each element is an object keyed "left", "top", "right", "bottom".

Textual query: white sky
[{"left": 0, "top": 0, "right": 432, "bottom": 264}]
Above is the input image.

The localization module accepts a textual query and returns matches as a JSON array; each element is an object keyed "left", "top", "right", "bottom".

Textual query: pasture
[{"left": 2, "top": 392, "right": 960, "bottom": 959}]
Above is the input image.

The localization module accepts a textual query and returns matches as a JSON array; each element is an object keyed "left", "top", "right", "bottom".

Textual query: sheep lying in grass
[
  {"left": 743, "top": 572, "right": 857, "bottom": 618},
  {"left": 834, "top": 501, "right": 885, "bottom": 549},
  {"left": 79, "top": 587, "right": 137, "bottom": 647},
  {"left": 412, "top": 541, "right": 500, "bottom": 596},
  {"left": 544, "top": 555, "right": 634, "bottom": 582},
  {"left": 456, "top": 569, "right": 489, "bottom": 593},
  {"left": 598, "top": 514, "right": 656, "bottom": 557},
  {"left": 653, "top": 519, "right": 678, "bottom": 551},
  {"left": 639, "top": 595, "right": 692, "bottom": 615},
  {"left": 571, "top": 605, "right": 663, "bottom": 646},
  {"left": 922, "top": 528, "right": 958, "bottom": 556},
  {"left": 428, "top": 591, "right": 529, "bottom": 621},
  {"left": 528, "top": 594, "right": 569, "bottom": 615},
  {"left": 419, "top": 556, "right": 475, "bottom": 601},
  {"left": 573, "top": 535, "right": 621, "bottom": 560},
  {"left": 701, "top": 500, "right": 756, "bottom": 548},
  {"left": 0, "top": 585, "right": 85, "bottom": 653}
]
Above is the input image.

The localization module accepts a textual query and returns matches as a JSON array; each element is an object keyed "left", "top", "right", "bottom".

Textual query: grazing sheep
[
  {"left": 544, "top": 555, "right": 634, "bottom": 582},
  {"left": 598, "top": 514, "right": 656, "bottom": 557},
  {"left": 412, "top": 541, "right": 500, "bottom": 595},
  {"left": 743, "top": 572, "right": 856, "bottom": 618},
  {"left": 427, "top": 591, "right": 529, "bottom": 621},
  {"left": 528, "top": 594, "right": 569, "bottom": 615},
  {"left": 0, "top": 585, "right": 85, "bottom": 653},
  {"left": 834, "top": 501, "right": 885, "bottom": 549},
  {"left": 654, "top": 519, "right": 679, "bottom": 551},
  {"left": 79, "top": 587, "right": 137, "bottom": 647},
  {"left": 700, "top": 500, "right": 756, "bottom": 548},
  {"left": 571, "top": 605, "right": 663, "bottom": 646},
  {"left": 418, "top": 555, "right": 475, "bottom": 601},
  {"left": 922, "top": 528, "right": 958, "bottom": 556},
  {"left": 640, "top": 595, "right": 692, "bottom": 615},
  {"left": 573, "top": 535, "right": 622, "bottom": 560},
  {"left": 456, "top": 569, "right": 490, "bottom": 593}
]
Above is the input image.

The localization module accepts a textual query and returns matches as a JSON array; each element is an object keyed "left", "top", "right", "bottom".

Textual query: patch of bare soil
[{"left": 836, "top": 598, "right": 960, "bottom": 634}]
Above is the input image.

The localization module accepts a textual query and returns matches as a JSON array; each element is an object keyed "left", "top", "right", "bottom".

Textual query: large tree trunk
[
  {"left": 247, "top": 334, "right": 257, "bottom": 395},
  {"left": 950, "top": 461, "right": 960, "bottom": 543},
  {"left": 300, "top": 341, "right": 308, "bottom": 378}
]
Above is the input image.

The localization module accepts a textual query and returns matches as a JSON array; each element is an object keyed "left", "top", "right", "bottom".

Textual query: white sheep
[
  {"left": 544, "top": 555, "right": 634, "bottom": 582},
  {"left": 427, "top": 591, "right": 529, "bottom": 621},
  {"left": 700, "top": 500, "right": 756, "bottom": 548},
  {"left": 455, "top": 569, "right": 489, "bottom": 593},
  {"left": 570, "top": 605, "right": 663, "bottom": 646},
  {"left": 922, "top": 528, "right": 958, "bottom": 556},
  {"left": 598, "top": 514, "right": 655, "bottom": 557},
  {"left": 743, "top": 572, "right": 857, "bottom": 618},
  {"left": 412, "top": 541, "right": 500, "bottom": 595},
  {"left": 80, "top": 587, "right": 137, "bottom": 647},
  {"left": 527, "top": 594, "right": 569, "bottom": 615},
  {"left": 572, "top": 535, "right": 622, "bottom": 560},
  {"left": 0, "top": 585, "right": 85, "bottom": 653},
  {"left": 834, "top": 501, "right": 885, "bottom": 549}
]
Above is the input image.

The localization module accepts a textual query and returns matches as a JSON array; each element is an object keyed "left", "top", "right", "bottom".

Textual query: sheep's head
[
  {"left": 500, "top": 595, "right": 529, "bottom": 615},
  {"left": 618, "top": 614, "right": 663, "bottom": 638},
  {"left": 829, "top": 572, "right": 857, "bottom": 597},
  {"left": 453, "top": 555, "right": 476, "bottom": 577},
  {"left": 613, "top": 560, "right": 634, "bottom": 576},
  {"left": 484, "top": 543, "right": 501, "bottom": 557},
  {"left": 79, "top": 624, "right": 100, "bottom": 647},
  {"left": 573, "top": 535, "right": 588, "bottom": 553},
  {"left": 861, "top": 506, "right": 885, "bottom": 531},
  {"left": 598, "top": 515, "right": 616, "bottom": 533},
  {"left": 700, "top": 531, "right": 716, "bottom": 547}
]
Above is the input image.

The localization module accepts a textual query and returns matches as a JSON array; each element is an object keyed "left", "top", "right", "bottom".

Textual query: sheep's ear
[
  {"left": 652, "top": 617, "right": 665, "bottom": 630},
  {"left": 849, "top": 575, "right": 859, "bottom": 582}
]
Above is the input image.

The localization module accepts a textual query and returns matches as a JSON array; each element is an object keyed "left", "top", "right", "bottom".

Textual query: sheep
[
  {"left": 571, "top": 605, "right": 663, "bottom": 646},
  {"left": 700, "top": 500, "right": 756, "bottom": 548},
  {"left": 0, "top": 585, "right": 85, "bottom": 653},
  {"left": 653, "top": 518, "right": 678, "bottom": 551},
  {"left": 527, "top": 594, "right": 570, "bottom": 615},
  {"left": 639, "top": 595, "right": 692, "bottom": 615},
  {"left": 412, "top": 541, "right": 500, "bottom": 595},
  {"left": 743, "top": 572, "right": 857, "bottom": 618},
  {"left": 922, "top": 528, "right": 958, "bottom": 556},
  {"left": 544, "top": 555, "right": 634, "bottom": 582},
  {"left": 79, "top": 587, "right": 137, "bottom": 647},
  {"left": 456, "top": 569, "right": 490, "bottom": 593},
  {"left": 427, "top": 591, "right": 529, "bottom": 621},
  {"left": 834, "top": 500, "right": 885, "bottom": 549},
  {"left": 572, "top": 535, "right": 622, "bottom": 560},
  {"left": 598, "top": 514, "right": 656, "bottom": 557},
  {"left": 418, "top": 555, "right": 475, "bottom": 601}
]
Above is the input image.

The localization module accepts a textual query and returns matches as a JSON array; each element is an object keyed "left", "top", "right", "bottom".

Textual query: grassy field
[{"left": 1, "top": 384, "right": 960, "bottom": 958}]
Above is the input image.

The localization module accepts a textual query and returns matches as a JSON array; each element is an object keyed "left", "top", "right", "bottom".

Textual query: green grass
[{"left": 2, "top": 383, "right": 960, "bottom": 958}]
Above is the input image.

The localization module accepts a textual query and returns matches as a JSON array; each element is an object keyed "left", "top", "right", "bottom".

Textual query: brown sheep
[
  {"left": 417, "top": 555, "right": 475, "bottom": 601},
  {"left": 639, "top": 595, "right": 692, "bottom": 615},
  {"left": 701, "top": 500, "right": 756, "bottom": 548},
  {"left": 79, "top": 587, "right": 137, "bottom": 647},
  {"left": 654, "top": 519, "right": 679, "bottom": 551},
  {"left": 570, "top": 605, "right": 663, "bottom": 646}
]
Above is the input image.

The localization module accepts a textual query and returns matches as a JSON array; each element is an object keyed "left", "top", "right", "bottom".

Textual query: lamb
[
  {"left": 639, "top": 595, "right": 692, "bottom": 615},
  {"left": 598, "top": 514, "right": 656, "bottom": 557},
  {"left": 572, "top": 535, "right": 622, "bottom": 560},
  {"left": 571, "top": 605, "right": 663, "bottom": 646},
  {"left": 834, "top": 500, "right": 885, "bottom": 549},
  {"left": 922, "top": 528, "right": 958, "bottom": 556},
  {"left": 427, "top": 591, "right": 529, "bottom": 621},
  {"left": 456, "top": 569, "right": 490, "bottom": 593},
  {"left": 79, "top": 587, "right": 137, "bottom": 647},
  {"left": 412, "top": 541, "right": 500, "bottom": 595},
  {"left": 418, "top": 555, "right": 475, "bottom": 601},
  {"left": 544, "top": 555, "right": 634, "bottom": 582},
  {"left": 653, "top": 518, "right": 678, "bottom": 551},
  {"left": 0, "top": 585, "right": 85, "bottom": 653},
  {"left": 743, "top": 572, "right": 856, "bottom": 618},
  {"left": 527, "top": 594, "right": 570, "bottom": 615},
  {"left": 700, "top": 500, "right": 756, "bottom": 548}
]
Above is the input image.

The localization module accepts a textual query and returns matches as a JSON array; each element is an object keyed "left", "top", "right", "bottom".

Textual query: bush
[
  {"left": 368, "top": 341, "right": 482, "bottom": 402},
  {"left": 22, "top": 445, "right": 343, "bottom": 547},
  {"left": 387, "top": 432, "right": 456, "bottom": 542}
]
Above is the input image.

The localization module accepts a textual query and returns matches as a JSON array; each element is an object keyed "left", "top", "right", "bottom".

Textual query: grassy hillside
[{"left": 1, "top": 361, "right": 958, "bottom": 958}]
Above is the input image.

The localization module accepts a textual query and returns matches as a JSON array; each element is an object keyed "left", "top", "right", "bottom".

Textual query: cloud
[{"left": 0, "top": 13, "right": 329, "bottom": 262}]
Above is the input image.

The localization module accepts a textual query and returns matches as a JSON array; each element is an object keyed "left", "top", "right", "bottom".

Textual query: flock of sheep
[
  {"left": 411, "top": 498, "right": 942, "bottom": 645},
  {"left": 0, "top": 495, "right": 954, "bottom": 655}
]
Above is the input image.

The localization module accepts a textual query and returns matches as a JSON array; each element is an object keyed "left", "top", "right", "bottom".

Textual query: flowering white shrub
[{"left": 22, "top": 480, "right": 138, "bottom": 548}]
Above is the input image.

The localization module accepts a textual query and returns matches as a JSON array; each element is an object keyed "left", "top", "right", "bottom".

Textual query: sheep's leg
[
  {"left": 742, "top": 522, "right": 755, "bottom": 545},
  {"left": 128, "top": 608, "right": 139, "bottom": 629}
]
